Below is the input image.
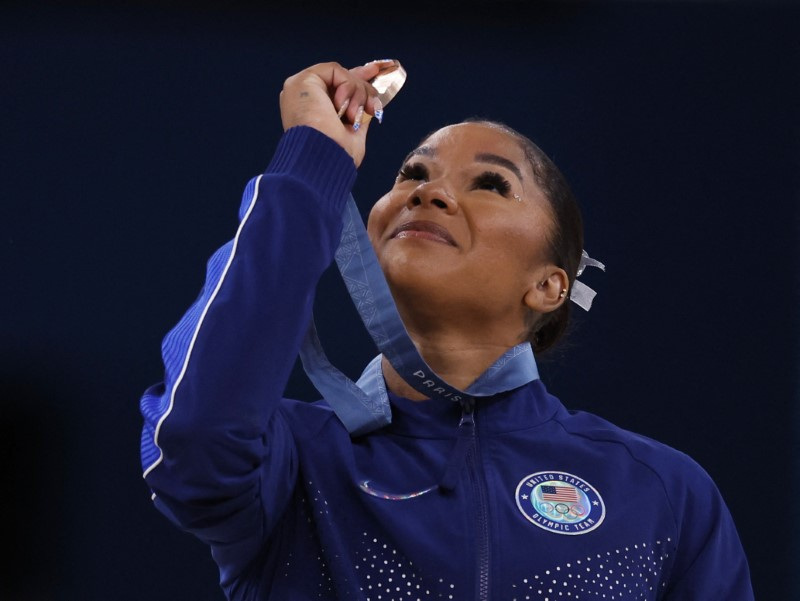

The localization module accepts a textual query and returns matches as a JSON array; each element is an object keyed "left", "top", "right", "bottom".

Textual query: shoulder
[
  {"left": 550, "top": 412, "right": 754, "bottom": 598},
  {"left": 554, "top": 408, "right": 722, "bottom": 509},
  {"left": 554, "top": 406, "right": 753, "bottom": 592}
]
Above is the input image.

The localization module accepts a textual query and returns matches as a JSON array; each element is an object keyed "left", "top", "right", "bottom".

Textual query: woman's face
[{"left": 367, "top": 122, "right": 558, "bottom": 327}]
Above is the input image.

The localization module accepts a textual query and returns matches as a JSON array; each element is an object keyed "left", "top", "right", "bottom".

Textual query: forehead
[{"left": 418, "top": 123, "right": 525, "bottom": 159}]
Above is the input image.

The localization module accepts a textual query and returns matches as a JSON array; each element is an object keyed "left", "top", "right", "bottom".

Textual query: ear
[{"left": 523, "top": 266, "right": 569, "bottom": 314}]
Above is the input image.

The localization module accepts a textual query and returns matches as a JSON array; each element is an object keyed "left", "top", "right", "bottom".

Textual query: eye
[
  {"left": 473, "top": 171, "right": 512, "bottom": 197},
  {"left": 396, "top": 162, "right": 429, "bottom": 182}
]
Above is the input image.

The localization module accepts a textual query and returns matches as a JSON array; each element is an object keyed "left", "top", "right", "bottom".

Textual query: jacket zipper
[
  {"left": 438, "top": 401, "right": 491, "bottom": 599},
  {"left": 465, "top": 403, "right": 491, "bottom": 601}
]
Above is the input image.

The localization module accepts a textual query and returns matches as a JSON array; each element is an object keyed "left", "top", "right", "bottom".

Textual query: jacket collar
[{"left": 385, "top": 379, "right": 565, "bottom": 438}]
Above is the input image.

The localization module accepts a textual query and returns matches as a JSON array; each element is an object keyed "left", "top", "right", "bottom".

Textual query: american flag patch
[{"left": 541, "top": 485, "right": 579, "bottom": 503}]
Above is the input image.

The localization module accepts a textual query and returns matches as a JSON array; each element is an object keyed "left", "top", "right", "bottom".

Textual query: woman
[{"left": 139, "top": 61, "right": 753, "bottom": 600}]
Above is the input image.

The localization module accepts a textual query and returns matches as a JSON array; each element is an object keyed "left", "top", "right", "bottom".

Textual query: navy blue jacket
[{"left": 140, "top": 126, "right": 753, "bottom": 600}]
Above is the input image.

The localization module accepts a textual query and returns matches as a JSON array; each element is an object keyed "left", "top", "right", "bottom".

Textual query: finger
[
  {"left": 334, "top": 80, "right": 377, "bottom": 125},
  {"left": 297, "top": 61, "right": 355, "bottom": 109},
  {"left": 348, "top": 60, "right": 388, "bottom": 81},
  {"left": 336, "top": 98, "right": 350, "bottom": 119},
  {"left": 365, "top": 95, "right": 383, "bottom": 124},
  {"left": 333, "top": 82, "right": 355, "bottom": 118}
]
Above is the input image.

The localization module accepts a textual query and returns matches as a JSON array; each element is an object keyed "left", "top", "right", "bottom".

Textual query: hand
[{"left": 279, "top": 61, "right": 386, "bottom": 167}]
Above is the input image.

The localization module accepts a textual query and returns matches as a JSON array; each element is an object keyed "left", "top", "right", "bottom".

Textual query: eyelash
[
  {"left": 473, "top": 171, "right": 511, "bottom": 196},
  {"left": 397, "top": 163, "right": 428, "bottom": 181},
  {"left": 397, "top": 163, "right": 512, "bottom": 198}
]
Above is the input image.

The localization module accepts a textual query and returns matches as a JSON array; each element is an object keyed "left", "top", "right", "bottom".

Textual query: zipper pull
[{"left": 440, "top": 399, "right": 476, "bottom": 492}]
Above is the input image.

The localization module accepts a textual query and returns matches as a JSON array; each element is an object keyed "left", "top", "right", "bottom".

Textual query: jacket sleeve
[
  {"left": 138, "top": 126, "right": 357, "bottom": 568},
  {"left": 662, "top": 458, "right": 754, "bottom": 600}
]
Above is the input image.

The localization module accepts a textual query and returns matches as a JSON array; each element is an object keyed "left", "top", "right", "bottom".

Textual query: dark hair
[{"left": 460, "top": 119, "right": 585, "bottom": 353}]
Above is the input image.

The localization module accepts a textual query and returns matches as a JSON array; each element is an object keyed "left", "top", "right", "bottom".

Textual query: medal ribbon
[{"left": 299, "top": 196, "right": 539, "bottom": 436}]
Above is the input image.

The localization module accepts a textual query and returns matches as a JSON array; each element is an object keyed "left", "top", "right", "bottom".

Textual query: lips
[{"left": 390, "top": 220, "right": 457, "bottom": 246}]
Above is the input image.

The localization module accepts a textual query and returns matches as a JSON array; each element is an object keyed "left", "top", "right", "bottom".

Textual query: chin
[{"left": 382, "top": 255, "right": 460, "bottom": 298}]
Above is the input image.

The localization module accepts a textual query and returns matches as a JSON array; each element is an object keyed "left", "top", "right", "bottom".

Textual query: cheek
[
  {"left": 477, "top": 211, "right": 552, "bottom": 266},
  {"left": 366, "top": 193, "right": 397, "bottom": 243}
]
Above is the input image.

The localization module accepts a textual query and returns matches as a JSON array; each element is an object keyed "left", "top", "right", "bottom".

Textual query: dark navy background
[{"left": 2, "top": 1, "right": 798, "bottom": 599}]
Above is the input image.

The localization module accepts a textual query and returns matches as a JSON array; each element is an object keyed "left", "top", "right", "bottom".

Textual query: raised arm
[{"left": 139, "top": 61, "right": 383, "bottom": 560}]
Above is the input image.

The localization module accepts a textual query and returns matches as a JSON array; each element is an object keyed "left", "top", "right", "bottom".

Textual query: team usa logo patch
[{"left": 515, "top": 471, "right": 605, "bottom": 535}]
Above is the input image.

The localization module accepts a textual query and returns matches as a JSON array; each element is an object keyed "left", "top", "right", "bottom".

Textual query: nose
[{"left": 406, "top": 180, "right": 458, "bottom": 214}]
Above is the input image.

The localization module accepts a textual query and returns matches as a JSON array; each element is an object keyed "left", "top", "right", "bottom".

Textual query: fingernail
[
  {"left": 373, "top": 98, "right": 384, "bottom": 124},
  {"left": 353, "top": 105, "right": 364, "bottom": 131},
  {"left": 337, "top": 98, "right": 350, "bottom": 119}
]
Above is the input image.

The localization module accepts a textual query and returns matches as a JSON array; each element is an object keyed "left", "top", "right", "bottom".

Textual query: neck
[
  {"left": 381, "top": 327, "right": 524, "bottom": 401},
  {"left": 380, "top": 283, "right": 532, "bottom": 400}
]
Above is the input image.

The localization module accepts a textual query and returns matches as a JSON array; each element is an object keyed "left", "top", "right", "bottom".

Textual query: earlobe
[{"left": 523, "top": 267, "right": 569, "bottom": 314}]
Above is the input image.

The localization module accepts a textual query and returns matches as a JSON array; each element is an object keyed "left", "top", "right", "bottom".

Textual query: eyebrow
[
  {"left": 474, "top": 153, "right": 524, "bottom": 182},
  {"left": 402, "top": 147, "right": 524, "bottom": 183},
  {"left": 403, "top": 146, "right": 435, "bottom": 162}
]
